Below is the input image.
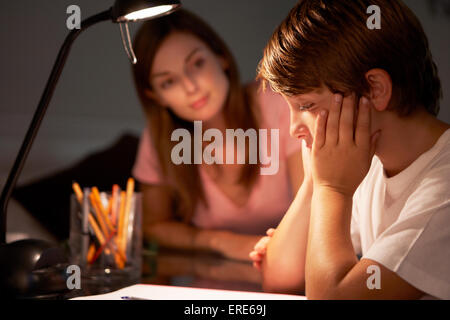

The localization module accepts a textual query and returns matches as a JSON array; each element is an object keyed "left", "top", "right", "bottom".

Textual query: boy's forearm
[
  {"left": 262, "top": 181, "right": 313, "bottom": 293},
  {"left": 306, "top": 187, "right": 359, "bottom": 299}
]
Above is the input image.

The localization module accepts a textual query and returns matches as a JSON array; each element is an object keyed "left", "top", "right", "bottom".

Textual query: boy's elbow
[{"left": 261, "top": 264, "right": 305, "bottom": 295}]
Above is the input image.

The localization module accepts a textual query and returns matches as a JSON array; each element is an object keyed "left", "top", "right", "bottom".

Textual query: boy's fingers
[
  {"left": 355, "top": 97, "right": 371, "bottom": 147},
  {"left": 340, "top": 94, "right": 356, "bottom": 143},
  {"left": 249, "top": 250, "right": 262, "bottom": 261},
  {"left": 313, "top": 109, "right": 328, "bottom": 150},
  {"left": 253, "top": 261, "right": 261, "bottom": 271},
  {"left": 266, "top": 228, "right": 275, "bottom": 236},
  {"left": 326, "top": 94, "right": 342, "bottom": 145},
  {"left": 254, "top": 237, "right": 270, "bottom": 253}
]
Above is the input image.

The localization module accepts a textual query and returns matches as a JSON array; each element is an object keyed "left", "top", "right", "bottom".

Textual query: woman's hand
[
  {"left": 249, "top": 228, "right": 276, "bottom": 270},
  {"left": 311, "top": 94, "right": 379, "bottom": 197},
  {"left": 203, "top": 230, "right": 262, "bottom": 262}
]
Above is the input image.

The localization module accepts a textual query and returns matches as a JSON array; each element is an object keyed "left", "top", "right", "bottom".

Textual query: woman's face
[{"left": 149, "top": 32, "right": 230, "bottom": 122}]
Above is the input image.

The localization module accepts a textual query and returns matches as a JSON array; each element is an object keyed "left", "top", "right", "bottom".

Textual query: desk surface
[{"left": 66, "top": 248, "right": 264, "bottom": 299}]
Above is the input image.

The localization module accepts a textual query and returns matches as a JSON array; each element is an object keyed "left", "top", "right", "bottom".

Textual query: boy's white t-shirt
[{"left": 351, "top": 129, "right": 450, "bottom": 300}]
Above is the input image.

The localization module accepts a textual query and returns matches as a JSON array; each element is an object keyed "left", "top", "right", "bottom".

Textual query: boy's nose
[{"left": 289, "top": 110, "right": 308, "bottom": 138}]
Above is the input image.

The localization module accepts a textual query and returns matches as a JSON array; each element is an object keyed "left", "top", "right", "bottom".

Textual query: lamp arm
[{"left": 0, "top": 8, "right": 112, "bottom": 244}]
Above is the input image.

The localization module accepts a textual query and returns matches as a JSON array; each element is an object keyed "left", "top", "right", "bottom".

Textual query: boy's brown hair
[{"left": 258, "top": 0, "right": 442, "bottom": 116}]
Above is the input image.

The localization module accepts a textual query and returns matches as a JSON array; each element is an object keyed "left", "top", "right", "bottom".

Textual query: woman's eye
[
  {"left": 193, "top": 58, "right": 205, "bottom": 69},
  {"left": 298, "top": 103, "right": 314, "bottom": 111},
  {"left": 160, "top": 78, "right": 175, "bottom": 89}
]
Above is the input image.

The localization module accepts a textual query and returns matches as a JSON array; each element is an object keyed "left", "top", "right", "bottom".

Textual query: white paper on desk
[{"left": 71, "top": 284, "right": 306, "bottom": 300}]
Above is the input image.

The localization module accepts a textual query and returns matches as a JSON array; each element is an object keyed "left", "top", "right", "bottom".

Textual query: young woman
[{"left": 131, "top": 9, "right": 303, "bottom": 261}]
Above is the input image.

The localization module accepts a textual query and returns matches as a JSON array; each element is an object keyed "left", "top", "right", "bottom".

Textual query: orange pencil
[
  {"left": 87, "top": 243, "right": 96, "bottom": 263},
  {"left": 73, "top": 183, "right": 124, "bottom": 267},
  {"left": 121, "top": 178, "right": 135, "bottom": 258},
  {"left": 72, "top": 182, "right": 83, "bottom": 204},
  {"left": 90, "top": 230, "right": 116, "bottom": 265},
  {"left": 89, "top": 192, "right": 109, "bottom": 237},
  {"left": 72, "top": 183, "right": 105, "bottom": 246},
  {"left": 88, "top": 213, "right": 105, "bottom": 246},
  {"left": 117, "top": 190, "right": 127, "bottom": 258},
  {"left": 89, "top": 207, "right": 126, "bottom": 262},
  {"left": 92, "top": 187, "right": 115, "bottom": 233},
  {"left": 110, "top": 184, "right": 120, "bottom": 227}
]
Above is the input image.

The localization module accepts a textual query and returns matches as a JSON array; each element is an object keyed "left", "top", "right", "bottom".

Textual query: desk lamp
[{"left": 0, "top": 0, "right": 181, "bottom": 298}]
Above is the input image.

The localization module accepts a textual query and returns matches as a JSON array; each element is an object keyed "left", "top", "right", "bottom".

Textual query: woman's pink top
[{"left": 132, "top": 87, "right": 301, "bottom": 235}]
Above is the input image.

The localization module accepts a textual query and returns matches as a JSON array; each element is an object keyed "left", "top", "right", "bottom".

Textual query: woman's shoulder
[
  {"left": 245, "top": 80, "right": 290, "bottom": 127},
  {"left": 245, "top": 80, "right": 285, "bottom": 102}
]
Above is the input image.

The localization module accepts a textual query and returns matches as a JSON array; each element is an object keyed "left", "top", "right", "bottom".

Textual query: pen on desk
[{"left": 121, "top": 296, "right": 151, "bottom": 300}]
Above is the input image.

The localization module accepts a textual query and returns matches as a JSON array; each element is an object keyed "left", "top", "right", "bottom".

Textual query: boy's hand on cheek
[
  {"left": 311, "top": 93, "right": 379, "bottom": 197},
  {"left": 301, "top": 139, "right": 313, "bottom": 183}
]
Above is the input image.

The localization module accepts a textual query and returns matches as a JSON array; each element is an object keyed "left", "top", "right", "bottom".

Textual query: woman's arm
[
  {"left": 154, "top": 250, "right": 262, "bottom": 285},
  {"left": 141, "top": 183, "right": 261, "bottom": 261}
]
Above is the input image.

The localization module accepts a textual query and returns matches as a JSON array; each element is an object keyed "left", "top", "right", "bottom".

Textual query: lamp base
[{"left": 0, "top": 239, "right": 70, "bottom": 298}]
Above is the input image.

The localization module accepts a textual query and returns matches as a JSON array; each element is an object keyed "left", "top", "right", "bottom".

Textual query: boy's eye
[{"left": 298, "top": 103, "right": 314, "bottom": 111}]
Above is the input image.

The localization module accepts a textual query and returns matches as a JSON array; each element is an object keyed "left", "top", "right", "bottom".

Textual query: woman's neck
[{"left": 202, "top": 109, "right": 228, "bottom": 133}]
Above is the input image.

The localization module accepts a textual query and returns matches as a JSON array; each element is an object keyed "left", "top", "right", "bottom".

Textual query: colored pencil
[{"left": 121, "top": 178, "right": 135, "bottom": 259}]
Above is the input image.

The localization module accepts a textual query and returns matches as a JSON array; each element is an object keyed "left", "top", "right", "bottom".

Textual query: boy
[{"left": 250, "top": 0, "right": 450, "bottom": 299}]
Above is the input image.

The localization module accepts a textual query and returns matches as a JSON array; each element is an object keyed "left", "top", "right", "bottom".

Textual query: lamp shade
[{"left": 111, "top": 0, "right": 181, "bottom": 22}]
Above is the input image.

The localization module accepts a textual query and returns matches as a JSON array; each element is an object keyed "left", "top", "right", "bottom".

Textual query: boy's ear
[{"left": 365, "top": 69, "right": 392, "bottom": 111}]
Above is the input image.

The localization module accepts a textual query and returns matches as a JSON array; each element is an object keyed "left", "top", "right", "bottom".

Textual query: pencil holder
[{"left": 69, "top": 186, "right": 142, "bottom": 293}]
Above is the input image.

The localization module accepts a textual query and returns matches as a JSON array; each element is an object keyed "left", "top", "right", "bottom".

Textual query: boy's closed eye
[{"left": 298, "top": 103, "right": 315, "bottom": 111}]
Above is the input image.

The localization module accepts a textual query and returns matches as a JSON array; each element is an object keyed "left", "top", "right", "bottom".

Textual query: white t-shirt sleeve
[{"left": 362, "top": 166, "right": 450, "bottom": 299}]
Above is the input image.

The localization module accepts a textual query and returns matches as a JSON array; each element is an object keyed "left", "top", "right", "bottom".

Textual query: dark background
[
  {"left": 1, "top": 0, "right": 449, "bottom": 186},
  {"left": 0, "top": 1, "right": 449, "bottom": 240}
]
